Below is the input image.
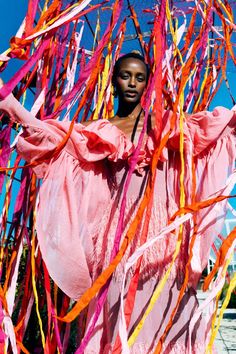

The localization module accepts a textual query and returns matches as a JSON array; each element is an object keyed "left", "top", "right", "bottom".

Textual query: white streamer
[{"left": 25, "top": 0, "right": 93, "bottom": 41}]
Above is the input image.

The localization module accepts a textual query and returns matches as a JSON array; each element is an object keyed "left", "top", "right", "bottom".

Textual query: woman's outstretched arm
[{"left": 0, "top": 79, "right": 44, "bottom": 128}]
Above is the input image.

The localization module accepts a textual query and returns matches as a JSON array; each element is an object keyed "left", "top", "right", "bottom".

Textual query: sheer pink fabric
[{"left": 16, "top": 107, "right": 236, "bottom": 353}]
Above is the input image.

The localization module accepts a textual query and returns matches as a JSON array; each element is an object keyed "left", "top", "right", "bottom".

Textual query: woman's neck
[{"left": 115, "top": 102, "right": 142, "bottom": 119}]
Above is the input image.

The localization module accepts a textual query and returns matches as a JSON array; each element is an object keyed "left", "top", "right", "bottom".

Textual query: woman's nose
[{"left": 128, "top": 76, "right": 136, "bottom": 87}]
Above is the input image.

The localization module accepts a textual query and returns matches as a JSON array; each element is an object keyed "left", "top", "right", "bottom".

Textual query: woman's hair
[{"left": 112, "top": 52, "right": 150, "bottom": 86}]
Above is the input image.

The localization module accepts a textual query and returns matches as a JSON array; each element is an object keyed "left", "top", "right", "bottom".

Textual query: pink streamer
[
  {"left": 0, "top": 127, "right": 11, "bottom": 193},
  {"left": 184, "top": 7, "right": 213, "bottom": 110},
  {"left": 76, "top": 5, "right": 168, "bottom": 351},
  {"left": 0, "top": 38, "right": 51, "bottom": 100}
]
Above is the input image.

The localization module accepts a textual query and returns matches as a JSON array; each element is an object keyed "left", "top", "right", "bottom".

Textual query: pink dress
[{"left": 16, "top": 107, "right": 236, "bottom": 353}]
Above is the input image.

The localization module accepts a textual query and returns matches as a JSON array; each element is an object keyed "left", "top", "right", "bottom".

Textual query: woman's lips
[{"left": 125, "top": 91, "right": 138, "bottom": 97}]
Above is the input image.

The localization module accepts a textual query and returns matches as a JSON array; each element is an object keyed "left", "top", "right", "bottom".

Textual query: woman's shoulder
[{"left": 71, "top": 113, "right": 160, "bottom": 142}]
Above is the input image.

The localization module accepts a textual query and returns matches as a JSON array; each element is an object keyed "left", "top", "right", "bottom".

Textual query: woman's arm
[
  {"left": 166, "top": 107, "right": 236, "bottom": 155},
  {"left": 0, "top": 79, "right": 43, "bottom": 128}
]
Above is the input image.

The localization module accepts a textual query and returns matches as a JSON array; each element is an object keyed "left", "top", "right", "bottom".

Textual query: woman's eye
[
  {"left": 137, "top": 76, "right": 145, "bottom": 82},
  {"left": 121, "top": 74, "right": 129, "bottom": 79}
]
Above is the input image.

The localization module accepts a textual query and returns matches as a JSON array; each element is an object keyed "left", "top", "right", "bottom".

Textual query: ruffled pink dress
[{"left": 16, "top": 107, "right": 236, "bottom": 353}]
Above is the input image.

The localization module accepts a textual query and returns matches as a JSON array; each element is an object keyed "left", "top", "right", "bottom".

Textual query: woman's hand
[{"left": 0, "top": 78, "right": 42, "bottom": 127}]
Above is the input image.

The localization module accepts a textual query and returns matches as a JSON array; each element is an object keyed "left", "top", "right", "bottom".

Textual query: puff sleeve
[
  {"left": 166, "top": 107, "right": 236, "bottom": 155},
  {"left": 16, "top": 119, "right": 134, "bottom": 178},
  {"left": 16, "top": 118, "right": 134, "bottom": 299},
  {"left": 165, "top": 107, "right": 236, "bottom": 286}
]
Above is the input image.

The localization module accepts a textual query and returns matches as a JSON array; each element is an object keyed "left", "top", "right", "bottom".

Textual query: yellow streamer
[
  {"left": 93, "top": 44, "right": 112, "bottom": 119},
  {"left": 93, "top": 11, "right": 101, "bottom": 51},
  {"left": 193, "top": 38, "right": 210, "bottom": 112},
  {"left": 166, "top": 1, "right": 183, "bottom": 66},
  {"left": 42, "top": 0, "right": 50, "bottom": 13},
  {"left": 128, "top": 0, "right": 203, "bottom": 343},
  {"left": 128, "top": 237, "right": 184, "bottom": 347},
  {"left": 216, "top": 0, "right": 233, "bottom": 22},
  {"left": 40, "top": 2, "right": 83, "bottom": 31},
  {"left": 179, "top": 100, "right": 185, "bottom": 209},
  {"left": 206, "top": 253, "right": 235, "bottom": 353},
  {"left": 31, "top": 232, "right": 46, "bottom": 348}
]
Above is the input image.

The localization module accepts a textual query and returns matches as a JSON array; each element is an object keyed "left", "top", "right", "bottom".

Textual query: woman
[{"left": 0, "top": 52, "right": 236, "bottom": 353}]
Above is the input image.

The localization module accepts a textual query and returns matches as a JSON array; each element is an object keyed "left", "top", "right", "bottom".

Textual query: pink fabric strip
[
  {"left": 24, "top": 0, "right": 39, "bottom": 38},
  {"left": 118, "top": 7, "right": 168, "bottom": 351},
  {"left": 25, "top": 0, "right": 94, "bottom": 41},
  {"left": 44, "top": 4, "right": 125, "bottom": 122},
  {"left": 0, "top": 127, "right": 11, "bottom": 193},
  {"left": 184, "top": 7, "right": 213, "bottom": 110},
  {"left": 194, "top": 0, "right": 224, "bottom": 39},
  {"left": 12, "top": 168, "right": 31, "bottom": 223},
  {"left": 0, "top": 302, "right": 6, "bottom": 344},
  {"left": 77, "top": 75, "right": 156, "bottom": 354},
  {"left": 0, "top": 38, "right": 50, "bottom": 100},
  {"left": 74, "top": 1, "right": 149, "bottom": 351},
  {"left": 45, "top": 23, "right": 71, "bottom": 115},
  {"left": 51, "top": 305, "right": 63, "bottom": 352},
  {"left": 77, "top": 14, "right": 166, "bottom": 350},
  {"left": 118, "top": 213, "right": 193, "bottom": 351}
]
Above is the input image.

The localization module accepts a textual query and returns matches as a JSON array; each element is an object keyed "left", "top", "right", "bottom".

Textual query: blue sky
[{"left": 0, "top": 0, "right": 28, "bottom": 81}]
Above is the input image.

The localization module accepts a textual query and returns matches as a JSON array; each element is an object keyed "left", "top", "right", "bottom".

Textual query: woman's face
[{"left": 115, "top": 58, "right": 147, "bottom": 104}]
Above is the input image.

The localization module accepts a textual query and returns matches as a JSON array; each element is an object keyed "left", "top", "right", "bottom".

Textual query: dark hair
[{"left": 112, "top": 52, "right": 150, "bottom": 86}]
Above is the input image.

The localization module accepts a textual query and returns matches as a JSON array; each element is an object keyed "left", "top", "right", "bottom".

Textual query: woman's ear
[{"left": 111, "top": 84, "right": 117, "bottom": 97}]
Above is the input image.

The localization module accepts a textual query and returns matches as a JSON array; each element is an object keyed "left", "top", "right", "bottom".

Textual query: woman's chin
[{"left": 121, "top": 97, "right": 141, "bottom": 105}]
